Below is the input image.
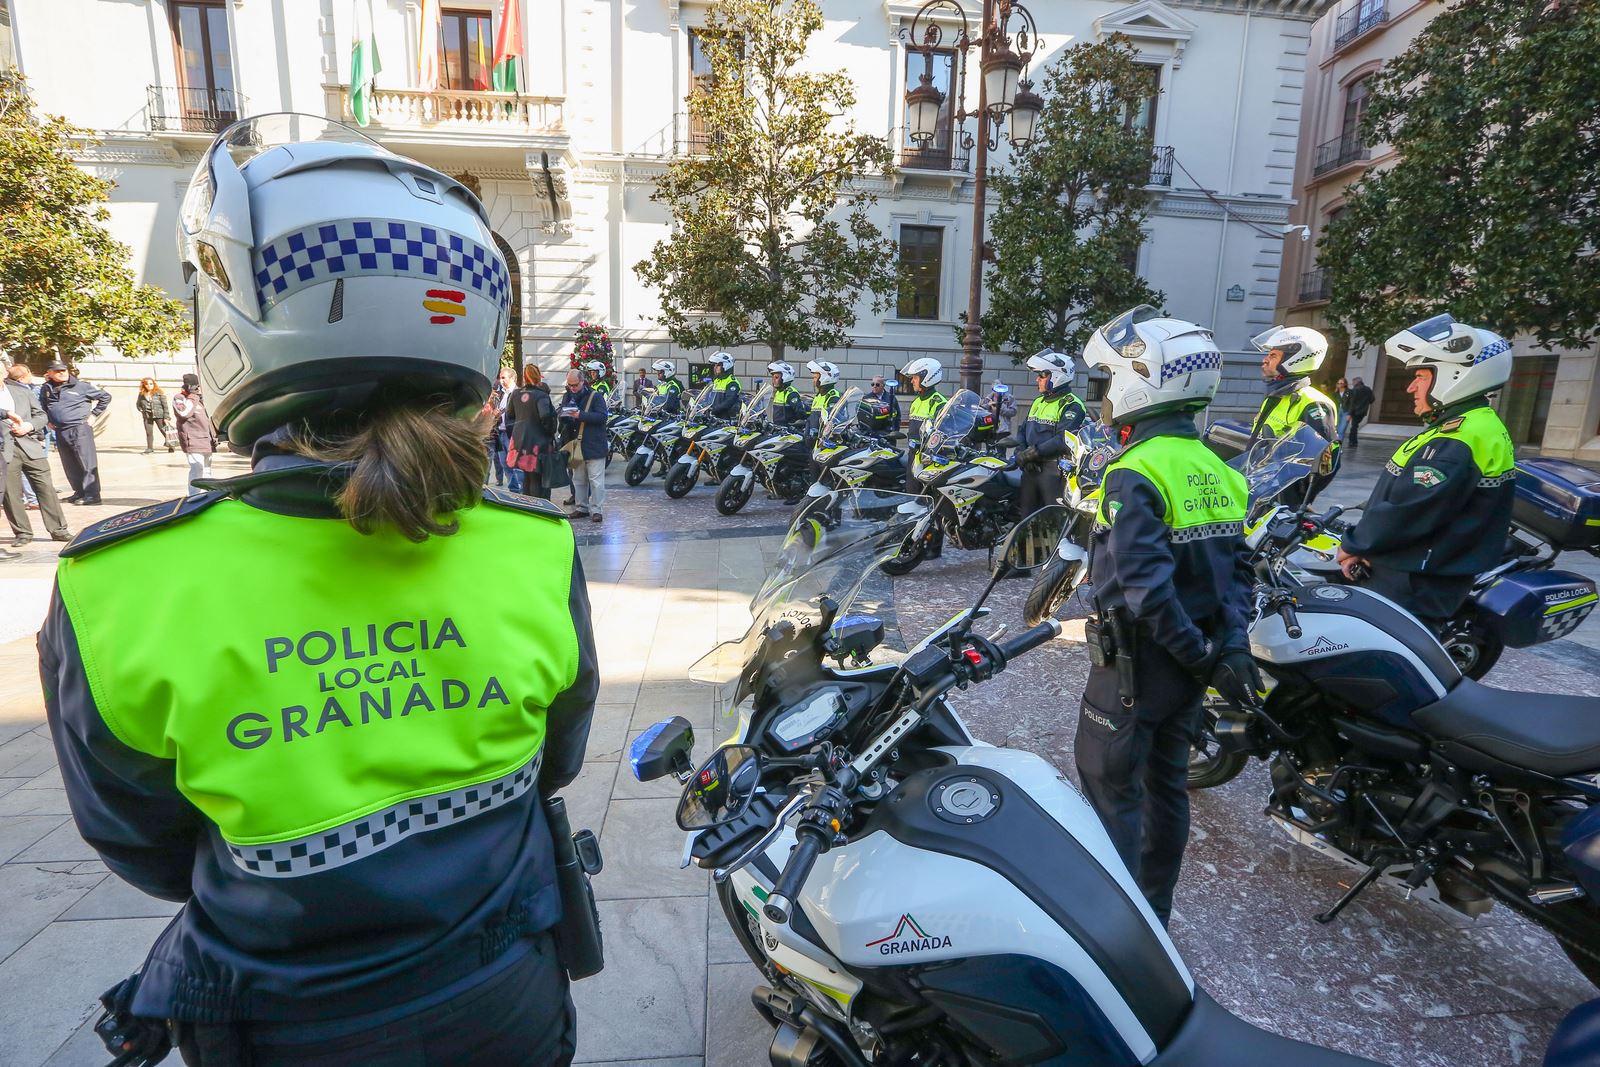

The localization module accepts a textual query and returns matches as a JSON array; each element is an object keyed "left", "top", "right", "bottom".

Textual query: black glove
[
  {"left": 1016, "top": 446, "right": 1040, "bottom": 467},
  {"left": 1209, "top": 646, "right": 1263, "bottom": 710}
]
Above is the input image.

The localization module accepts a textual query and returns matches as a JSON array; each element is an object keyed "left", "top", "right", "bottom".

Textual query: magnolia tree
[{"left": 633, "top": 0, "right": 901, "bottom": 364}]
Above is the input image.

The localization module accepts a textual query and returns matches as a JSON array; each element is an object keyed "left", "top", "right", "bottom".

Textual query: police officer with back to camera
[
  {"left": 767, "top": 361, "right": 810, "bottom": 427},
  {"left": 1013, "top": 349, "right": 1089, "bottom": 519},
  {"left": 1336, "top": 314, "right": 1516, "bottom": 627},
  {"left": 805, "top": 359, "right": 843, "bottom": 436},
  {"left": 1075, "top": 305, "right": 1257, "bottom": 927},
  {"left": 651, "top": 358, "right": 684, "bottom": 415},
  {"left": 1248, "top": 324, "right": 1341, "bottom": 501},
  {"left": 39, "top": 118, "right": 597, "bottom": 1065},
  {"left": 706, "top": 351, "right": 742, "bottom": 420}
]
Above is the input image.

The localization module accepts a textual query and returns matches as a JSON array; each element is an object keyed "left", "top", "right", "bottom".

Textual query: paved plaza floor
[{"left": 1, "top": 436, "right": 1598, "bottom": 1065}]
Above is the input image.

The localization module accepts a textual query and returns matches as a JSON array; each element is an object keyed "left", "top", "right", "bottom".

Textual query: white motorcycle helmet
[
  {"left": 1383, "top": 314, "right": 1511, "bottom": 411},
  {"left": 179, "top": 114, "right": 508, "bottom": 447},
  {"left": 652, "top": 359, "right": 678, "bottom": 380},
  {"left": 1250, "top": 324, "right": 1328, "bottom": 378},
  {"left": 768, "top": 361, "right": 797, "bottom": 385},
  {"left": 709, "top": 352, "right": 734, "bottom": 375},
  {"left": 583, "top": 360, "right": 606, "bottom": 377},
  {"left": 900, "top": 357, "right": 943, "bottom": 389},
  {"left": 806, "top": 359, "right": 840, "bottom": 388},
  {"left": 1026, "top": 349, "right": 1075, "bottom": 391},
  {"left": 1083, "top": 305, "right": 1222, "bottom": 426}
]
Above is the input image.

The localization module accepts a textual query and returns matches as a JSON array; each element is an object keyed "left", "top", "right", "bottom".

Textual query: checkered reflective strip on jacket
[
  {"left": 1478, "top": 471, "right": 1515, "bottom": 488},
  {"left": 225, "top": 752, "right": 540, "bottom": 878},
  {"left": 1168, "top": 520, "right": 1244, "bottom": 543},
  {"left": 253, "top": 220, "right": 510, "bottom": 314},
  {"left": 1159, "top": 350, "right": 1222, "bottom": 383}
]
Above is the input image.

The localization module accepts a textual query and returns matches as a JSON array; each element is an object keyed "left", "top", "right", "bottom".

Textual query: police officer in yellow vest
[
  {"left": 584, "top": 359, "right": 613, "bottom": 400},
  {"left": 805, "top": 359, "right": 843, "bottom": 436},
  {"left": 900, "top": 357, "right": 948, "bottom": 457},
  {"left": 1076, "top": 306, "right": 1257, "bottom": 926},
  {"left": 706, "top": 351, "right": 742, "bottom": 420},
  {"left": 1015, "top": 349, "right": 1089, "bottom": 519},
  {"left": 1249, "top": 324, "right": 1340, "bottom": 501},
  {"left": 40, "top": 120, "right": 595, "bottom": 1064},
  {"left": 767, "top": 361, "right": 810, "bottom": 427},
  {"left": 1337, "top": 314, "right": 1517, "bottom": 626}
]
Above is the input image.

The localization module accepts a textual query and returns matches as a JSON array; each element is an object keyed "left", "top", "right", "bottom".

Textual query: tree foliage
[
  {"left": 1321, "top": 0, "right": 1600, "bottom": 349},
  {"left": 980, "top": 36, "right": 1163, "bottom": 358},
  {"left": 0, "top": 72, "right": 189, "bottom": 367},
  {"left": 633, "top": 0, "right": 900, "bottom": 362}
]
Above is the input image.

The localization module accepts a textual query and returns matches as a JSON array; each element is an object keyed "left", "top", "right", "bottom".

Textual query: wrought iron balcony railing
[
  {"left": 1333, "top": 2, "right": 1388, "bottom": 48},
  {"left": 1299, "top": 267, "right": 1330, "bottom": 304},
  {"left": 1147, "top": 145, "right": 1174, "bottom": 187},
  {"left": 1313, "top": 133, "right": 1371, "bottom": 177},
  {"left": 899, "top": 126, "right": 971, "bottom": 173},
  {"left": 147, "top": 85, "right": 244, "bottom": 135}
]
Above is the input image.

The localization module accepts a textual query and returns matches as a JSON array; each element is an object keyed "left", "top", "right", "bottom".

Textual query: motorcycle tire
[
  {"left": 1023, "top": 554, "right": 1081, "bottom": 627},
  {"left": 665, "top": 466, "right": 696, "bottom": 499},
  {"left": 624, "top": 454, "right": 649, "bottom": 487},
  {"left": 1188, "top": 700, "right": 1249, "bottom": 790},
  {"left": 715, "top": 475, "right": 753, "bottom": 516},
  {"left": 879, "top": 531, "right": 926, "bottom": 577}
]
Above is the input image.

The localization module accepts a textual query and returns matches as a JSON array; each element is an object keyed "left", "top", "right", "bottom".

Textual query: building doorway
[
  {"left": 1499, "top": 354, "right": 1559, "bottom": 446},
  {"left": 491, "top": 233, "right": 522, "bottom": 365}
]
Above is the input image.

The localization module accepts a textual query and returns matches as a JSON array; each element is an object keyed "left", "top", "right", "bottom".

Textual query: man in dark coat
[
  {"left": 39, "top": 360, "right": 111, "bottom": 504},
  {"left": 559, "top": 369, "right": 609, "bottom": 522},
  {"left": 4, "top": 363, "right": 72, "bottom": 548},
  {"left": 1343, "top": 377, "right": 1375, "bottom": 447}
]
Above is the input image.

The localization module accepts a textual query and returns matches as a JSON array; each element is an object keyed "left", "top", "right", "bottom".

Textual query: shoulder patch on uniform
[
  {"left": 60, "top": 492, "right": 230, "bottom": 558},
  {"left": 1413, "top": 465, "right": 1447, "bottom": 488},
  {"left": 1439, "top": 417, "right": 1465, "bottom": 433},
  {"left": 480, "top": 487, "right": 570, "bottom": 520}
]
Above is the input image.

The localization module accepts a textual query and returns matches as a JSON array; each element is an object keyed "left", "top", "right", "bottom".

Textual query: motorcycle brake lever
[{"left": 713, "top": 790, "right": 809, "bottom": 883}]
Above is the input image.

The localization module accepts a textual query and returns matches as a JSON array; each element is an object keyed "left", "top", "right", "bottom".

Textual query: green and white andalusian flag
[
  {"left": 350, "top": 0, "right": 381, "bottom": 126},
  {"left": 492, "top": 0, "right": 523, "bottom": 94}
]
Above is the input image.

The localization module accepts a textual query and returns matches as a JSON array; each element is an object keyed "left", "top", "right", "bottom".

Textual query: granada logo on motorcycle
[
  {"left": 1297, "top": 635, "right": 1350, "bottom": 655},
  {"left": 866, "top": 914, "right": 952, "bottom": 955}
]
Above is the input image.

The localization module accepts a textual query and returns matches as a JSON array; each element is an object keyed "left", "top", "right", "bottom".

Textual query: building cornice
[
  {"left": 71, "top": 134, "right": 184, "bottom": 167},
  {"left": 1158, "top": 0, "right": 1335, "bottom": 23}
]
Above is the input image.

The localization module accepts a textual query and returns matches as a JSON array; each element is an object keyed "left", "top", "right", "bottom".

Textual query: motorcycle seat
[
  {"left": 1001, "top": 468, "right": 1024, "bottom": 489},
  {"left": 1152, "top": 990, "right": 1386, "bottom": 1066},
  {"left": 1412, "top": 677, "right": 1600, "bottom": 777}
]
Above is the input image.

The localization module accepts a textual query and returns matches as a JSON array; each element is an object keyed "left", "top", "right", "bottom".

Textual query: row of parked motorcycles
[{"left": 614, "top": 382, "right": 1600, "bottom": 1065}]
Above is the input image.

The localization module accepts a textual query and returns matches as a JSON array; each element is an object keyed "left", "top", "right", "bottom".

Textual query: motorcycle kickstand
[{"left": 1314, "top": 856, "right": 1392, "bottom": 925}]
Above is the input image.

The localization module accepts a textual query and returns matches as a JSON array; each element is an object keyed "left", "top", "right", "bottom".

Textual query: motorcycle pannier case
[
  {"left": 1513, "top": 458, "right": 1600, "bottom": 551},
  {"left": 1475, "top": 570, "right": 1599, "bottom": 647}
]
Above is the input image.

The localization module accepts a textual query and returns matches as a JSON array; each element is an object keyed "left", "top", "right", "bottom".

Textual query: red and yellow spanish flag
[{"left": 492, "top": 0, "right": 523, "bottom": 94}]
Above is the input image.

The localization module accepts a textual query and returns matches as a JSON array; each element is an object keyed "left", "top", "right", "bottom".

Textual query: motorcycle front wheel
[
  {"left": 715, "top": 474, "right": 753, "bottom": 516},
  {"left": 879, "top": 530, "right": 926, "bottom": 576},
  {"left": 1024, "top": 555, "right": 1081, "bottom": 627},
  {"left": 665, "top": 465, "right": 696, "bottom": 499},
  {"left": 624, "top": 454, "right": 650, "bottom": 487},
  {"left": 1188, "top": 701, "right": 1249, "bottom": 789}
]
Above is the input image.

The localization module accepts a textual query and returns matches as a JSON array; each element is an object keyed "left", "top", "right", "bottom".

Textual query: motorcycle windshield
[
  {"left": 741, "top": 383, "right": 773, "bottom": 425},
  {"left": 819, "top": 387, "right": 863, "bottom": 445},
  {"left": 689, "top": 490, "right": 925, "bottom": 733},
  {"left": 1069, "top": 420, "right": 1120, "bottom": 481},
  {"left": 1237, "top": 424, "right": 1330, "bottom": 505},
  {"left": 923, "top": 389, "right": 985, "bottom": 455},
  {"left": 686, "top": 385, "right": 715, "bottom": 419}
]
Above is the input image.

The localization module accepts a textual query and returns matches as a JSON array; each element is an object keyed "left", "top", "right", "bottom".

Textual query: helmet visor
[
  {"left": 1099, "top": 305, "right": 1161, "bottom": 356},
  {"left": 1249, "top": 326, "right": 1285, "bottom": 354},
  {"left": 1403, "top": 314, "right": 1458, "bottom": 344}
]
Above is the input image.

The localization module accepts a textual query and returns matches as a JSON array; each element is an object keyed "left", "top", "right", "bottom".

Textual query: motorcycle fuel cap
[{"left": 931, "top": 776, "right": 1001, "bottom": 824}]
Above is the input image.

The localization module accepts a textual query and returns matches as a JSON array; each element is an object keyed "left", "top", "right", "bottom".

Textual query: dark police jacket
[
  {"left": 1342, "top": 398, "right": 1515, "bottom": 577},
  {"left": 40, "top": 375, "right": 112, "bottom": 427},
  {"left": 1089, "top": 413, "right": 1254, "bottom": 665},
  {"left": 39, "top": 456, "right": 597, "bottom": 1023},
  {"left": 1017, "top": 386, "right": 1088, "bottom": 460},
  {"left": 771, "top": 385, "right": 809, "bottom": 428}
]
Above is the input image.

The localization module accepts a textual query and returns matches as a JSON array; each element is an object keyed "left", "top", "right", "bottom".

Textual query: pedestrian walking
[
  {"left": 507, "top": 363, "right": 558, "bottom": 500},
  {"left": 559, "top": 369, "right": 609, "bottom": 523},
  {"left": 3, "top": 363, "right": 72, "bottom": 549},
  {"left": 172, "top": 373, "right": 217, "bottom": 495},
  {"left": 39, "top": 360, "right": 110, "bottom": 505},
  {"left": 1345, "top": 377, "right": 1374, "bottom": 447},
  {"left": 485, "top": 366, "right": 515, "bottom": 487},
  {"left": 1333, "top": 378, "right": 1352, "bottom": 443},
  {"left": 136, "top": 378, "right": 175, "bottom": 453}
]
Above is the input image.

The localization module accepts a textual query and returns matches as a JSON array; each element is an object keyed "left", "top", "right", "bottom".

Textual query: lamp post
[{"left": 904, "top": 0, "right": 1041, "bottom": 394}]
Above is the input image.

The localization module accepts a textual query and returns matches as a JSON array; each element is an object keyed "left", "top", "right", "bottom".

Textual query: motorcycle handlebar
[
  {"left": 763, "top": 825, "right": 827, "bottom": 924},
  {"left": 1276, "top": 600, "right": 1303, "bottom": 640},
  {"left": 996, "top": 620, "right": 1061, "bottom": 664}
]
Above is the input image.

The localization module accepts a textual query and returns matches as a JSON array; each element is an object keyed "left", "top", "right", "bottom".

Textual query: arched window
[{"left": 491, "top": 233, "right": 522, "bottom": 364}]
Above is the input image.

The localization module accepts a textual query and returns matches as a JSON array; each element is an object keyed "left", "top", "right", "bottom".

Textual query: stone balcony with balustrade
[{"left": 322, "top": 84, "right": 568, "bottom": 159}]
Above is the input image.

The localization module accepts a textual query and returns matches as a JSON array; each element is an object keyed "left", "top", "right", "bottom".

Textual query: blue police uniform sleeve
[
  {"left": 1034, "top": 400, "right": 1084, "bottom": 460},
  {"left": 88, "top": 383, "right": 113, "bottom": 417},
  {"left": 1101, "top": 468, "right": 1210, "bottom": 666},
  {"left": 711, "top": 388, "right": 739, "bottom": 419},
  {"left": 38, "top": 587, "right": 201, "bottom": 901},
  {"left": 1342, "top": 436, "right": 1479, "bottom": 559},
  {"left": 541, "top": 551, "right": 598, "bottom": 795},
  {"left": 1221, "top": 536, "right": 1255, "bottom": 652},
  {"left": 1299, "top": 399, "right": 1336, "bottom": 443}
]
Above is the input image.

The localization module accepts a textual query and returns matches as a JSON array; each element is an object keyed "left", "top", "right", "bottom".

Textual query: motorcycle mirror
[
  {"left": 677, "top": 745, "right": 762, "bottom": 830},
  {"left": 629, "top": 716, "right": 696, "bottom": 783},
  {"left": 1000, "top": 505, "right": 1073, "bottom": 576}
]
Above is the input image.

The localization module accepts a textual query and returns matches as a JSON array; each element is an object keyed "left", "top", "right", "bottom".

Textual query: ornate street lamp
[{"left": 903, "top": 0, "right": 1040, "bottom": 393}]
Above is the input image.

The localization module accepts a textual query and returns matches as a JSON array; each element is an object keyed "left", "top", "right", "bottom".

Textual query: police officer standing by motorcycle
[
  {"left": 767, "top": 361, "right": 810, "bottom": 427},
  {"left": 1248, "top": 325, "right": 1340, "bottom": 501},
  {"left": 1076, "top": 306, "right": 1257, "bottom": 927},
  {"left": 1013, "top": 350, "right": 1089, "bottom": 519},
  {"left": 584, "top": 360, "right": 613, "bottom": 401},
  {"left": 805, "top": 360, "right": 843, "bottom": 436},
  {"left": 706, "top": 352, "right": 742, "bottom": 420},
  {"left": 1336, "top": 314, "right": 1517, "bottom": 626},
  {"left": 40, "top": 119, "right": 596, "bottom": 1065},
  {"left": 652, "top": 358, "right": 685, "bottom": 415}
]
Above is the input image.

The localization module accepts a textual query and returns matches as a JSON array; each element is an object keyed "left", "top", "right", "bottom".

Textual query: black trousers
[
  {"left": 54, "top": 423, "right": 100, "bottom": 501},
  {"left": 177, "top": 934, "right": 575, "bottom": 1067},
  {"left": 3, "top": 448, "right": 70, "bottom": 539},
  {"left": 1019, "top": 465, "right": 1063, "bottom": 520},
  {"left": 1364, "top": 565, "right": 1473, "bottom": 628},
  {"left": 1075, "top": 633, "right": 1205, "bottom": 926}
]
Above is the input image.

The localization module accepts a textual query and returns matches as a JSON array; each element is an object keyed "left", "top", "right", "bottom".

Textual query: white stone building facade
[{"left": 6, "top": 0, "right": 1328, "bottom": 429}]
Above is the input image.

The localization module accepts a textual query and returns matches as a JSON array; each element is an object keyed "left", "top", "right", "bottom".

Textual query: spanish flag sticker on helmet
[{"left": 424, "top": 288, "right": 467, "bottom": 324}]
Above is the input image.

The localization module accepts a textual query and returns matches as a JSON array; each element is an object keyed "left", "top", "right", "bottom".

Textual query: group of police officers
[{"left": 38, "top": 122, "right": 1522, "bottom": 1064}]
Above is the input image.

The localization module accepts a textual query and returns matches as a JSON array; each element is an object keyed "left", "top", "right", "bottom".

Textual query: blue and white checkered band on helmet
[
  {"left": 253, "top": 219, "right": 510, "bottom": 314},
  {"left": 1474, "top": 338, "right": 1511, "bottom": 364},
  {"left": 1160, "top": 349, "right": 1222, "bottom": 382}
]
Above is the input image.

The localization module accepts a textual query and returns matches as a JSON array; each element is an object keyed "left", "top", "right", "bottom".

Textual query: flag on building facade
[
  {"left": 475, "top": 23, "right": 490, "bottom": 90},
  {"left": 492, "top": 0, "right": 523, "bottom": 94},
  {"left": 417, "top": 0, "right": 441, "bottom": 92},
  {"left": 349, "top": 0, "right": 381, "bottom": 126}
]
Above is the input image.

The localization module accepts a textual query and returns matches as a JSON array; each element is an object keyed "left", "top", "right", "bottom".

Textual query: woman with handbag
[
  {"left": 506, "top": 363, "right": 558, "bottom": 499},
  {"left": 135, "top": 378, "right": 175, "bottom": 454}
]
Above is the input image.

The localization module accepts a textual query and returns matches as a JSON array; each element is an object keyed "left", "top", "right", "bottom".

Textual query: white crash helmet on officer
[
  {"left": 1026, "top": 349, "right": 1075, "bottom": 391},
  {"left": 768, "top": 361, "right": 797, "bottom": 385},
  {"left": 1083, "top": 305, "right": 1222, "bottom": 426},
  {"left": 1250, "top": 325, "right": 1328, "bottom": 379},
  {"left": 900, "top": 357, "right": 943, "bottom": 389},
  {"left": 709, "top": 352, "right": 734, "bottom": 374},
  {"left": 806, "top": 360, "right": 840, "bottom": 387},
  {"left": 178, "top": 114, "right": 508, "bottom": 448},
  {"left": 652, "top": 359, "right": 678, "bottom": 379},
  {"left": 1383, "top": 314, "right": 1511, "bottom": 410}
]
